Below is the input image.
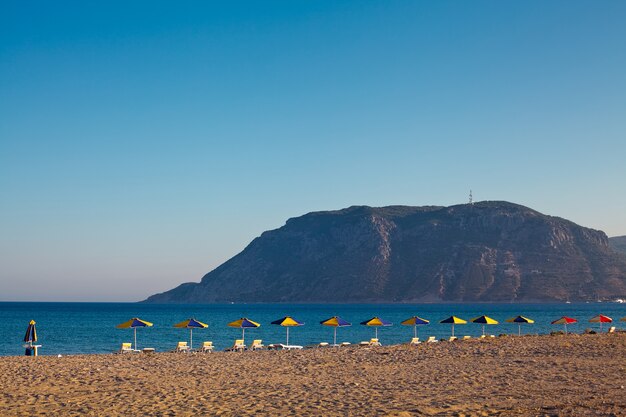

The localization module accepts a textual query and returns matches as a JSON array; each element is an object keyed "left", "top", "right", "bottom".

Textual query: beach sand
[{"left": 1, "top": 333, "right": 624, "bottom": 416}]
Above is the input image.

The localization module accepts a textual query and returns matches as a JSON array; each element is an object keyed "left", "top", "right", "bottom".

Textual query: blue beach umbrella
[
  {"left": 401, "top": 316, "right": 430, "bottom": 338},
  {"left": 360, "top": 317, "right": 392, "bottom": 340},
  {"left": 320, "top": 316, "right": 351, "bottom": 346},
  {"left": 271, "top": 316, "right": 304, "bottom": 345},
  {"left": 174, "top": 318, "right": 208, "bottom": 350},
  {"left": 116, "top": 318, "right": 153, "bottom": 351},
  {"left": 23, "top": 320, "right": 37, "bottom": 346},
  {"left": 227, "top": 318, "right": 260, "bottom": 344}
]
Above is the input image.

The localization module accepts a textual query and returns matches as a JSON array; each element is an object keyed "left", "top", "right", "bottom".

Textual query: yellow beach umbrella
[
  {"left": 471, "top": 315, "right": 499, "bottom": 336},
  {"left": 401, "top": 316, "right": 430, "bottom": 338},
  {"left": 227, "top": 318, "right": 260, "bottom": 344},
  {"left": 271, "top": 316, "right": 304, "bottom": 345},
  {"left": 360, "top": 317, "right": 392, "bottom": 340},
  {"left": 116, "top": 318, "right": 153, "bottom": 351},
  {"left": 440, "top": 316, "right": 467, "bottom": 337},
  {"left": 505, "top": 315, "right": 535, "bottom": 336},
  {"left": 174, "top": 318, "right": 208, "bottom": 350},
  {"left": 320, "top": 316, "right": 351, "bottom": 346}
]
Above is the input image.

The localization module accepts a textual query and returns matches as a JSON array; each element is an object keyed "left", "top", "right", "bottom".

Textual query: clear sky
[{"left": 1, "top": 1, "right": 625, "bottom": 302}]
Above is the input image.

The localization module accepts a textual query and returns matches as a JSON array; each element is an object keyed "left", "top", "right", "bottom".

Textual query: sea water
[{"left": 1, "top": 302, "right": 624, "bottom": 356}]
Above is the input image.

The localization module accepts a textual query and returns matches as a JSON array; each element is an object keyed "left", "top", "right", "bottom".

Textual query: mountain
[
  {"left": 145, "top": 201, "right": 626, "bottom": 303},
  {"left": 609, "top": 236, "right": 626, "bottom": 255}
]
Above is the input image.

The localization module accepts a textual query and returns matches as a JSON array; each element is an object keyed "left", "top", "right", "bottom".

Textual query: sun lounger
[
  {"left": 462, "top": 336, "right": 471, "bottom": 340},
  {"left": 359, "top": 338, "right": 380, "bottom": 346},
  {"left": 340, "top": 342, "right": 351, "bottom": 347},
  {"left": 318, "top": 342, "right": 329, "bottom": 348},
  {"left": 225, "top": 339, "right": 246, "bottom": 352},
  {"left": 118, "top": 342, "right": 135, "bottom": 354},
  {"left": 409, "top": 337, "right": 420, "bottom": 345},
  {"left": 426, "top": 336, "right": 438, "bottom": 343},
  {"left": 174, "top": 341, "right": 190, "bottom": 353},
  {"left": 200, "top": 341, "right": 214, "bottom": 353},
  {"left": 249, "top": 339, "right": 265, "bottom": 351},
  {"left": 448, "top": 336, "right": 458, "bottom": 342},
  {"left": 270, "top": 344, "right": 303, "bottom": 350},
  {"left": 608, "top": 326, "right": 616, "bottom": 333}
]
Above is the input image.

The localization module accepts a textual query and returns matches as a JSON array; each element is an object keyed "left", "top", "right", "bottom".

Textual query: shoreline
[{"left": 2, "top": 333, "right": 624, "bottom": 416}]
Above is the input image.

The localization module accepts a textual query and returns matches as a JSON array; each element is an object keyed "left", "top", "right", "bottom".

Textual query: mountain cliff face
[
  {"left": 609, "top": 236, "right": 626, "bottom": 255},
  {"left": 145, "top": 202, "right": 626, "bottom": 303}
]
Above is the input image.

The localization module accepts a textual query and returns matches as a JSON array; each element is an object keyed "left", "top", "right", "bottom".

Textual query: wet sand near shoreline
[{"left": 1, "top": 333, "right": 624, "bottom": 416}]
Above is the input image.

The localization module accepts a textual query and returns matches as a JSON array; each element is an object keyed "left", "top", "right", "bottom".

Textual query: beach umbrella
[
  {"left": 551, "top": 316, "right": 577, "bottom": 334},
  {"left": 320, "top": 316, "right": 351, "bottom": 346},
  {"left": 588, "top": 315, "right": 612, "bottom": 332},
  {"left": 401, "top": 316, "right": 430, "bottom": 338},
  {"left": 227, "top": 318, "right": 260, "bottom": 344},
  {"left": 360, "top": 317, "right": 392, "bottom": 340},
  {"left": 174, "top": 318, "right": 208, "bottom": 350},
  {"left": 440, "top": 316, "right": 467, "bottom": 337},
  {"left": 505, "top": 315, "right": 535, "bottom": 336},
  {"left": 471, "top": 315, "right": 499, "bottom": 336},
  {"left": 271, "top": 316, "right": 304, "bottom": 345},
  {"left": 23, "top": 320, "right": 37, "bottom": 346},
  {"left": 116, "top": 318, "right": 153, "bottom": 351}
]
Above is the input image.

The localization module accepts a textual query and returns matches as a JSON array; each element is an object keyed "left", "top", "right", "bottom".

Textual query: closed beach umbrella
[
  {"left": 23, "top": 320, "right": 37, "bottom": 346},
  {"left": 551, "top": 316, "right": 577, "bottom": 334},
  {"left": 116, "top": 318, "right": 153, "bottom": 351},
  {"left": 271, "top": 316, "right": 304, "bottom": 345},
  {"left": 505, "top": 315, "right": 535, "bottom": 336},
  {"left": 588, "top": 315, "right": 612, "bottom": 332},
  {"left": 440, "top": 316, "right": 467, "bottom": 337},
  {"left": 401, "top": 316, "right": 430, "bottom": 338},
  {"left": 360, "top": 317, "right": 392, "bottom": 340},
  {"left": 471, "top": 315, "right": 499, "bottom": 336},
  {"left": 320, "top": 316, "right": 351, "bottom": 346},
  {"left": 227, "top": 318, "right": 260, "bottom": 344},
  {"left": 174, "top": 318, "right": 208, "bottom": 350}
]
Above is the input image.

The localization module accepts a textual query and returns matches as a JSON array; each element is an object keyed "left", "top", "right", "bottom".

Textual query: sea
[{"left": 1, "top": 302, "right": 625, "bottom": 356}]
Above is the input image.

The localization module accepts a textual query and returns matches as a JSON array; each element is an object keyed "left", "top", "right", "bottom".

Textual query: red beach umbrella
[
  {"left": 588, "top": 315, "right": 612, "bottom": 332},
  {"left": 551, "top": 316, "right": 577, "bottom": 334}
]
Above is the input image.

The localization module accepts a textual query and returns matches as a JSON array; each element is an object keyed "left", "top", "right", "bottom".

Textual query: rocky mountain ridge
[{"left": 145, "top": 201, "right": 626, "bottom": 303}]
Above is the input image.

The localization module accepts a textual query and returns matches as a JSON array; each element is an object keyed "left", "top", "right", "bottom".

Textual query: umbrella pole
[
  {"left": 334, "top": 327, "right": 337, "bottom": 346},
  {"left": 482, "top": 325, "right": 485, "bottom": 336},
  {"left": 190, "top": 328, "right": 193, "bottom": 350},
  {"left": 375, "top": 327, "right": 378, "bottom": 339},
  {"left": 242, "top": 328, "right": 245, "bottom": 344},
  {"left": 134, "top": 328, "right": 137, "bottom": 351},
  {"left": 564, "top": 323, "right": 567, "bottom": 334},
  {"left": 452, "top": 324, "right": 454, "bottom": 337},
  {"left": 286, "top": 327, "right": 289, "bottom": 345},
  {"left": 414, "top": 325, "right": 417, "bottom": 339},
  {"left": 518, "top": 324, "right": 521, "bottom": 336}
]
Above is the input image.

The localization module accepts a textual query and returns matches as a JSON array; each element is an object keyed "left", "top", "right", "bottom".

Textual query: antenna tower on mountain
[{"left": 469, "top": 190, "right": 473, "bottom": 205}]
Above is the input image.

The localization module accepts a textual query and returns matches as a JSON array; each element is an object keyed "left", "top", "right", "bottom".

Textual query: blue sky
[{"left": 1, "top": 1, "right": 625, "bottom": 301}]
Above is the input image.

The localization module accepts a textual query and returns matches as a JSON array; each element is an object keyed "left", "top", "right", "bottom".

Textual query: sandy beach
[{"left": 1, "top": 333, "right": 624, "bottom": 416}]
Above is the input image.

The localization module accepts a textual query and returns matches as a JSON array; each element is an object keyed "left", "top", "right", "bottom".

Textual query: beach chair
[
  {"left": 462, "top": 336, "right": 471, "bottom": 340},
  {"left": 225, "top": 339, "right": 246, "bottom": 352},
  {"left": 318, "top": 342, "right": 329, "bottom": 348},
  {"left": 340, "top": 342, "right": 351, "bottom": 347},
  {"left": 410, "top": 337, "right": 420, "bottom": 345},
  {"left": 359, "top": 338, "right": 381, "bottom": 346},
  {"left": 118, "top": 342, "right": 134, "bottom": 354},
  {"left": 249, "top": 339, "right": 265, "bottom": 351},
  {"left": 426, "top": 336, "right": 437, "bottom": 343},
  {"left": 174, "top": 341, "right": 190, "bottom": 353},
  {"left": 608, "top": 326, "right": 616, "bottom": 333},
  {"left": 200, "top": 341, "right": 214, "bottom": 353},
  {"left": 448, "top": 336, "right": 458, "bottom": 342}
]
